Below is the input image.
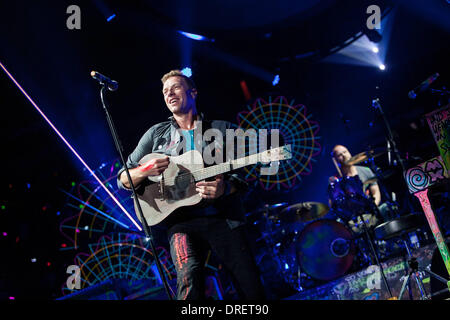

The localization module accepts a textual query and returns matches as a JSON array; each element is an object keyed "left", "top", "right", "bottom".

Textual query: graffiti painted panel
[
  {"left": 404, "top": 156, "right": 448, "bottom": 193},
  {"left": 426, "top": 104, "right": 450, "bottom": 173}
]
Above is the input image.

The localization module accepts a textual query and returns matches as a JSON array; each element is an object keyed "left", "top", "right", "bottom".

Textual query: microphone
[
  {"left": 90, "top": 71, "right": 118, "bottom": 91},
  {"left": 408, "top": 73, "right": 439, "bottom": 99}
]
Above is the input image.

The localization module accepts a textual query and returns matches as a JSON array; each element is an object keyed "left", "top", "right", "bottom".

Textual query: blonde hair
[{"left": 161, "top": 69, "right": 196, "bottom": 89}]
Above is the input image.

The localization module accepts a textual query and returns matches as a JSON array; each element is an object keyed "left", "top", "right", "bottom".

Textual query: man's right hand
[
  {"left": 120, "top": 156, "right": 169, "bottom": 190},
  {"left": 137, "top": 156, "right": 170, "bottom": 177}
]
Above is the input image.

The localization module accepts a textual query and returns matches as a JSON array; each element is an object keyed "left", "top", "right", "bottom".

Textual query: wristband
[{"left": 138, "top": 160, "right": 155, "bottom": 173}]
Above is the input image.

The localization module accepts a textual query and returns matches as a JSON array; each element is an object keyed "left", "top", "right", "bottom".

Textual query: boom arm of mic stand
[
  {"left": 372, "top": 98, "right": 406, "bottom": 173},
  {"left": 99, "top": 86, "right": 174, "bottom": 300}
]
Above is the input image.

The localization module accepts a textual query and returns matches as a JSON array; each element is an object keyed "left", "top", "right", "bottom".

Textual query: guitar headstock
[{"left": 259, "top": 145, "right": 292, "bottom": 163}]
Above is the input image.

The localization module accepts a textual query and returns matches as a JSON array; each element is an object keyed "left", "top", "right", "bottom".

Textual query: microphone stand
[
  {"left": 371, "top": 98, "right": 418, "bottom": 212},
  {"left": 371, "top": 98, "right": 406, "bottom": 173},
  {"left": 98, "top": 85, "right": 174, "bottom": 300}
]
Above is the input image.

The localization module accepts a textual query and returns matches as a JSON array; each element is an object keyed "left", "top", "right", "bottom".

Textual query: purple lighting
[{"left": 0, "top": 60, "right": 142, "bottom": 231}]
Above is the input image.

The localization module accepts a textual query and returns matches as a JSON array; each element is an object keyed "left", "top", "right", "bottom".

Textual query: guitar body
[
  {"left": 134, "top": 150, "right": 204, "bottom": 226},
  {"left": 132, "top": 145, "right": 291, "bottom": 226}
]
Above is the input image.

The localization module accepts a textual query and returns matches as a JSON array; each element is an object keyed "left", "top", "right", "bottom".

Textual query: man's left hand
[{"left": 196, "top": 174, "right": 225, "bottom": 199}]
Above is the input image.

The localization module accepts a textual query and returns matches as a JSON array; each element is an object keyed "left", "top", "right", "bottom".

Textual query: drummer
[{"left": 328, "top": 144, "right": 383, "bottom": 233}]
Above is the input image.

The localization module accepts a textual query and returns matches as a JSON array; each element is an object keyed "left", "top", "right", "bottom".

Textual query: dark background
[{"left": 0, "top": 0, "right": 449, "bottom": 299}]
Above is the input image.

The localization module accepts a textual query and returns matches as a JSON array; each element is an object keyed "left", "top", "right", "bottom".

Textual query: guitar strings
[
  {"left": 149, "top": 146, "right": 287, "bottom": 185},
  {"left": 162, "top": 162, "right": 233, "bottom": 185}
]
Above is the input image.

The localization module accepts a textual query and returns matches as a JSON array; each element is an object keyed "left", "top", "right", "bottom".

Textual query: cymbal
[
  {"left": 280, "top": 202, "right": 330, "bottom": 223},
  {"left": 245, "top": 202, "right": 288, "bottom": 217},
  {"left": 345, "top": 149, "right": 386, "bottom": 166}
]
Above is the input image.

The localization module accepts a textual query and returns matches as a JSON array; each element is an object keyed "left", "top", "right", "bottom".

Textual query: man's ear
[{"left": 190, "top": 88, "right": 198, "bottom": 99}]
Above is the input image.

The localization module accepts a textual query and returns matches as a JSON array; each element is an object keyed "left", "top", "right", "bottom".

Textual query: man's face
[
  {"left": 333, "top": 145, "right": 352, "bottom": 164},
  {"left": 162, "top": 76, "right": 196, "bottom": 115}
]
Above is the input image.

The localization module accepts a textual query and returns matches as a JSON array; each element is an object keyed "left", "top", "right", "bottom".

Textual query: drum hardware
[
  {"left": 327, "top": 166, "right": 396, "bottom": 297},
  {"left": 354, "top": 208, "right": 394, "bottom": 297},
  {"left": 374, "top": 213, "right": 449, "bottom": 299},
  {"left": 245, "top": 202, "right": 289, "bottom": 220},
  {"left": 247, "top": 202, "right": 305, "bottom": 296},
  {"left": 371, "top": 98, "right": 407, "bottom": 173},
  {"left": 344, "top": 148, "right": 387, "bottom": 166},
  {"left": 279, "top": 201, "right": 330, "bottom": 223},
  {"left": 397, "top": 242, "right": 428, "bottom": 300},
  {"left": 344, "top": 143, "right": 402, "bottom": 222},
  {"left": 328, "top": 176, "right": 370, "bottom": 216},
  {"left": 366, "top": 151, "right": 402, "bottom": 221}
]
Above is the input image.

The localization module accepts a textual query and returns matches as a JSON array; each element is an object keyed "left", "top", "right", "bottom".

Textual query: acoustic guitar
[{"left": 133, "top": 145, "right": 292, "bottom": 226}]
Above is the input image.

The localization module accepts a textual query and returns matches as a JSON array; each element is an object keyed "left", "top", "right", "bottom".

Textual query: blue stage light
[
  {"left": 379, "top": 64, "right": 386, "bottom": 70},
  {"left": 181, "top": 67, "right": 192, "bottom": 78},
  {"left": 106, "top": 14, "right": 116, "bottom": 22},
  {"left": 272, "top": 74, "right": 280, "bottom": 86},
  {"left": 178, "top": 31, "right": 206, "bottom": 41}
]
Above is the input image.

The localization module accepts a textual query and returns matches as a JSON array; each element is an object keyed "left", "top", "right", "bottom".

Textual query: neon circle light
[{"left": 236, "top": 96, "right": 321, "bottom": 190}]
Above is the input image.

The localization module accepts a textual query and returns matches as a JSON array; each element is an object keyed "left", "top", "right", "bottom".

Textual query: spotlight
[
  {"left": 181, "top": 67, "right": 192, "bottom": 78},
  {"left": 379, "top": 64, "right": 386, "bottom": 70},
  {"left": 372, "top": 47, "right": 379, "bottom": 53}
]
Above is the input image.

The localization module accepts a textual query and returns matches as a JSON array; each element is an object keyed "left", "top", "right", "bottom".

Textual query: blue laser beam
[{"left": 60, "top": 189, "right": 130, "bottom": 229}]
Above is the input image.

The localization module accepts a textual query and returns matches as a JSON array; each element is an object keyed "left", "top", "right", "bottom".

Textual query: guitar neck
[{"left": 192, "top": 153, "right": 260, "bottom": 181}]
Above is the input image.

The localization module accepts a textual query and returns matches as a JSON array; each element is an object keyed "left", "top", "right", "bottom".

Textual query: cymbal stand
[
  {"left": 371, "top": 98, "right": 406, "bottom": 173},
  {"left": 397, "top": 238, "right": 429, "bottom": 300},
  {"left": 356, "top": 203, "right": 394, "bottom": 298},
  {"left": 371, "top": 98, "right": 416, "bottom": 215},
  {"left": 397, "top": 234, "right": 450, "bottom": 300},
  {"left": 366, "top": 157, "right": 399, "bottom": 221}
]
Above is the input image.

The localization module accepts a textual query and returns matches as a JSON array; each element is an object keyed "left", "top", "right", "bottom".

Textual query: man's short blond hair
[{"left": 161, "top": 70, "right": 196, "bottom": 89}]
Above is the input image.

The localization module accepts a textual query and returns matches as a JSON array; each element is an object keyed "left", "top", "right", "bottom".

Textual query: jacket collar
[{"left": 168, "top": 112, "right": 205, "bottom": 127}]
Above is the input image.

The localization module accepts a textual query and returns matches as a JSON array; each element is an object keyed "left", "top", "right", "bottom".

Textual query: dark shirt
[{"left": 117, "top": 114, "right": 248, "bottom": 229}]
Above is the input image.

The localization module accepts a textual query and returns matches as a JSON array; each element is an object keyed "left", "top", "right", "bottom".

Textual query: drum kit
[
  {"left": 248, "top": 147, "right": 433, "bottom": 296},
  {"left": 246, "top": 85, "right": 450, "bottom": 299}
]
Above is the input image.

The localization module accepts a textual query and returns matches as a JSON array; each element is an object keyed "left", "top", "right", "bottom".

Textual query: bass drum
[{"left": 294, "top": 219, "right": 355, "bottom": 281}]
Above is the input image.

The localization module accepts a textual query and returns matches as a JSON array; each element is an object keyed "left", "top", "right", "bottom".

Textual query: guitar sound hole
[
  {"left": 175, "top": 172, "right": 191, "bottom": 190},
  {"left": 165, "top": 171, "right": 193, "bottom": 201}
]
